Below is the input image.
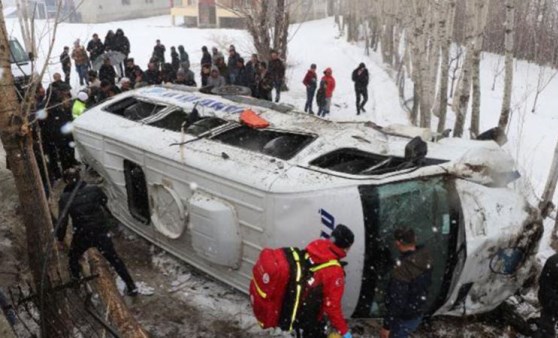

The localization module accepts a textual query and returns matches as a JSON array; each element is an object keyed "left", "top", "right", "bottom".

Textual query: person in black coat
[
  {"left": 267, "top": 50, "right": 285, "bottom": 103},
  {"left": 227, "top": 45, "right": 241, "bottom": 84},
  {"left": 352, "top": 63, "right": 369, "bottom": 115},
  {"left": 256, "top": 62, "right": 273, "bottom": 101},
  {"left": 153, "top": 39, "right": 166, "bottom": 68},
  {"left": 124, "top": 58, "right": 143, "bottom": 87},
  {"left": 381, "top": 228, "right": 432, "bottom": 338},
  {"left": 86, "top": 33, "right": 105, "bottom": 62},
  {"left": 112, "top": 29, "right": 130, "bottom": 77},
  {"left": 233, "top": 57, "right": 249, "bottom": 87},
  {"left": 245, "top": 54, "right": 259, "bottom": 98},
  {"left": 104, "top": 30, "right": 115, "bottom": 51},
  {"left": 144, "top": 62, "right": 162, "bottom": 85},
  {"left": 60, "top": 46, "right": 72, "bottom": 84},
  {"left": 99, "top": 58, "right": 116, "bottom": 85},
  {"left": 201, "top": 45, "right": 212, "bottom": 67},
  {"left": 57, "top": 169, "right": 138, "bottom": 296},
  {"left": 536, "top": 253, "right": 558, "bottom": 337},
  {"left": 170, "top": 46, "right": 180, "bottom": 72}
]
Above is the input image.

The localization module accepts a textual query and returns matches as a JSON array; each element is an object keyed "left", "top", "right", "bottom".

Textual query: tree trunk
[
  {"left": 498, "top": 0, "right": 515, "bottom": 130},
  {"left": 88, "top": 250, "right": 150, "bottom": 338},
  {"left": 437, "top": 0, "right": 456, "bottom": 133},
  {"left": 453, "top": 0, "right": 476, "bottom": 138},
  {"left": 0, "top": 4, "right": 69, "bottom": 337},
  {"left": 470, "top": 0, "right": 489, "bottom": 138}
]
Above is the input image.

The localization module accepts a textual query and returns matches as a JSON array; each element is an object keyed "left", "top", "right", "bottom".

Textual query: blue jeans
[
  {"left": 389, "top": 317, "right": 422, "bottom": 338},
  {"left": 76, "top": 64, "right": 89, "bottom": 86},
  {"left": 305, "top": 86, "right": 316, "bottom": 113}
]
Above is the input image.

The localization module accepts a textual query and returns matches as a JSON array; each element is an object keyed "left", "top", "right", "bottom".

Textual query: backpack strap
[
  {"left": 310, "top": 259, "right": 341, "bottom": 273},
  {"left": 287, "top": 247, "right": 304, "bottom": 331}
]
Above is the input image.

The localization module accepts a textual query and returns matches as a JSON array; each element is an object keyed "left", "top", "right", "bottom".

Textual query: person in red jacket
[
  {"left": 302, "top": 63, "right": 318, "bottom": 114},
  {"left": 296, "top": 224, "right": 354, "bottom": 338},
  {"left": 318, "top": 67, "right": 336, "bottom": 117}
]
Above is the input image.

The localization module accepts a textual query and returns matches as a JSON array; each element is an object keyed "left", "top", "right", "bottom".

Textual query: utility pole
[{"left": 0, "top": 2, "right": 69, "bottom": 337}]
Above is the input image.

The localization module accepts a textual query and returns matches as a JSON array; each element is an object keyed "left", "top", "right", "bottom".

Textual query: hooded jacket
[
  {"left": 352, "top": 64, "right": 369, "bottom": 89},
  {"left": 384, "top": 245, "right": 433, "bottom": 328},
  {"left": 322, "top": 68, "right": 336, "bottom": 98},
  {"left": 207, "top": 66, "right": 226, "bottom": 88},
  {"left": 303, "top": 239, "right": 349, "bottom": 335}
]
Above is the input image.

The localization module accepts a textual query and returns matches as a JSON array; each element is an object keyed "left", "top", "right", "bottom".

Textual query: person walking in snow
[
  {"left": 535, "top": 253, "right": 558, "bottom": 338},
  {"left": 268, "top": 50, "right": 286, "bottom": 103},
  {"left": 317, "top": 68, "right": 335, "bottom": 117},
  {"left": 380, "top": 228, "right": 432, "bottom": 338},
  {"left": 57, "top": 168, "right": 138, "bottom": 296},
  {"left": 294, "top": 224, "right": 354, "bottom": 338},
  {"left": 302, "top": 63, "right": 318, "bottom": 114},
  {"left": 60, "top": 46, "right": 72, "bottom": 85},
  {"left": 352, "top": 63, "right": 369, "bottom": 115}
]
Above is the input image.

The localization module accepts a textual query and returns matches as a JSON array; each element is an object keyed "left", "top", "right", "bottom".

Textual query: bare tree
[
  {"left": 470, "top": 0, "right": 489, "bottom": 138},
  {"left": 437, "top": 0, "right": 457, "bottom": 133},
  {"left": 531, "top": 65, "right": 558, "bottom": 113},
  {"left": 498, "top": 0, "right": 516, "bottom": 130},
  {"left": 221, "top": 1, "right": 291, "bottom": 61}
]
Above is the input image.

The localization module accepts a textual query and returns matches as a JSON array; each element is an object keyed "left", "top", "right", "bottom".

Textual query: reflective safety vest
[{"left": 72, "top": 100, "right": 87, "bottom": 119}]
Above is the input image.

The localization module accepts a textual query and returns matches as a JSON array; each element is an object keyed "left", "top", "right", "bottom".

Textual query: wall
[{"left": 77, "top": 0, "right": 171, "bottom": 24}]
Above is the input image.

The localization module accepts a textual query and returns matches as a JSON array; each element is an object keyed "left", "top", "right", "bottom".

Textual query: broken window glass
[
  {"left": 211, "top": 125, "right": 315, "bottom": 160},
  {"left": 148, "top": 109, "right": 191, "bottom": 132},
  {"left": 186, "top": 117, "right": 228, "bottom": 136},
  {"left": 311, "top": 148, "right": 447, "bottom": 175},
  {"left": 355, "top": 176, "right": 458, "bottom": 318},
  {"left": 103, "top": 97, "right": 166, "bottom": 121}
]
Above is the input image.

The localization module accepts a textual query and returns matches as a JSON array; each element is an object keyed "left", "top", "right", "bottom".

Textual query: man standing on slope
[
  {"left": 318, "top": 68, "right": 336, "bottom": 117},
  {"left": 302, "top": 63, "right": 318, "bottom": 114},
  {"left": 268, "top": 50, "right": 286, "bottom": 103},
  {"left": 381, "top": 228, "right": 432, "bottom": 338},
  {"left": 295, "top": 224, "right": 354, "bottom": 338},
  {"left": 352, "top": 63, "right": 369, "bottom": 115}
]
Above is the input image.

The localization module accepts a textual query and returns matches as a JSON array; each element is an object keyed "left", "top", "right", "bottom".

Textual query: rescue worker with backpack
[{"left": 250, "top": 224, "right": 354, "bottom": 338}]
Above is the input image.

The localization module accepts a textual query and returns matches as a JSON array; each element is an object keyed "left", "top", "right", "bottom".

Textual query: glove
[{"left": 343, "top": 333, "right": 353, "bottom": 338}]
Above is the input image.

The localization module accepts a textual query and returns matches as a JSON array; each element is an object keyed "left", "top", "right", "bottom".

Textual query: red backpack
[{"left": 249, "top": 247, "right": 340, "bottom": 332}]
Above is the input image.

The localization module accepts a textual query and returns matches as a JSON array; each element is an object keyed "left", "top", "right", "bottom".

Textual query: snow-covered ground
[{"left": 3, "top": 14, "right": 558, "bottom": 337}]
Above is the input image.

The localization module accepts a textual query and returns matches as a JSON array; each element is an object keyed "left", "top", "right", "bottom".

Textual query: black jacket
[
  {"left": 201, "top": 51, "right": 212, "bottom": 66},
  {"left": 384, "top": 246, "right": 432, "bottom": 327},
  {"left": 60, "top": 51, "right": 71, "bottom": 71},
  {"left": 539, "top": 253, "right": 558, "bottom": 312},
  {"left": 57, "top": 182, "right": 110, "bottom": 241},
  {"left": 112, "top": 31, "right": 130, "bottom": 55},
  {"left": 153, "top": 45, "right": 166, "bottom": 63},
  {"left": 352, "top": 67, "right": 369, "bottom": 89},
  {"left": 99, "top": 64, "right": 116, "bottom": 85},
  {"left": 268, "top": 59, "right": 285, "bottom": 82},
  {"left": 87, "top": 39, "right": 105, "bottom": 61}
]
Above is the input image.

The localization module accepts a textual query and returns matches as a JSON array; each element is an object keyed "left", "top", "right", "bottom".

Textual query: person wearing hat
[
  {"left": 380, "top": 228, "right": 432, "bottom": 338},
  {"left": 296, "top": 224, "right": 354, "bottom": 338},
  {"left": 57, "top": 168, "right": 138, "bottom": 296},
  {"left": 351, "top": 63, "right": 369, "bottom": 115}
]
